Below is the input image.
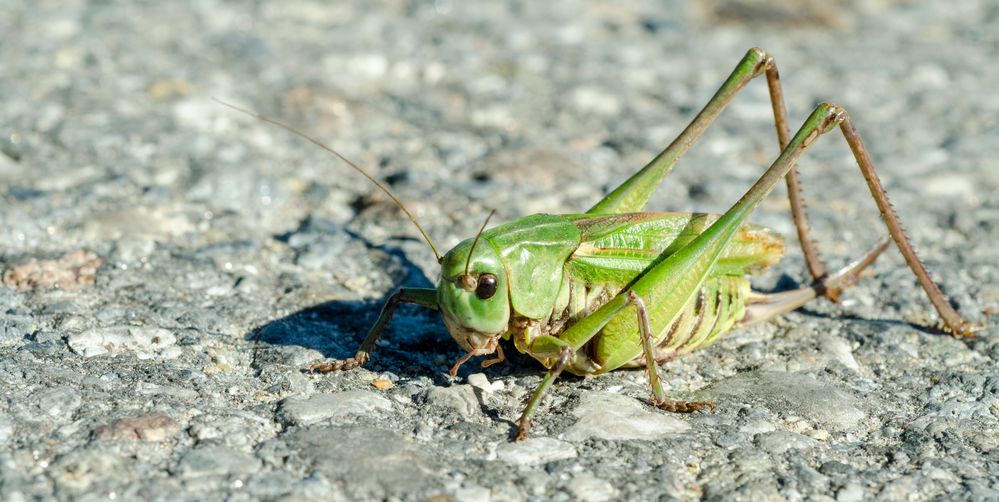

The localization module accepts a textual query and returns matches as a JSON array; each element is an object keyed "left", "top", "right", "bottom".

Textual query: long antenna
[
  {"left": 464, "top": 208, "right": 496, "bottom": 277},
  {"left": 215, "top": 98, "right": 443, "bottom": 263}
]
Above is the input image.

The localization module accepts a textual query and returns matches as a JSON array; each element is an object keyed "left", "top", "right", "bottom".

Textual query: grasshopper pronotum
[{"left": 222, "top": 48, "right": 979, "bottom": 441}]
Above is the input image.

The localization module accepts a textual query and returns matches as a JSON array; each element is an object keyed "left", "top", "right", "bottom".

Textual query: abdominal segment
[{"left": 526, "top": 273, "right": 751, "bottom": 376}]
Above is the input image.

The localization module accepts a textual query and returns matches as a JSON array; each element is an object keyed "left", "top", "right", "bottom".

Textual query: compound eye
[{"left": 475, "top": 273, "right": 498, "bottom": 300}]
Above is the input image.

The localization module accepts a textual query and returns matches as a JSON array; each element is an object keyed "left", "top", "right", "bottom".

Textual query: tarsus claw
[
  {"left": 514, "top": 420, "right": 531, "bottom": 442},
  {"left": 949, "top": 319, "right": 983, "bottom": 339},
  {"left": 653, "top": 399, "right": 716, "bottom": 413},
  {"left": 308, "top": 357, "right": 362, "bottom": 373}
]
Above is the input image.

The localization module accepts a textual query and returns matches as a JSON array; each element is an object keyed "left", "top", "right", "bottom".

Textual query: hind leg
[
  {"left": 740, "top": 238, "right": 890, "bottom": 327},
  {"left": 587, "top": 48, "right": 831, "bottom": 286}
]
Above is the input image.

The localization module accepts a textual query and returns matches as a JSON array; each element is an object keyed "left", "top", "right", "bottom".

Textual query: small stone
[
  {"left": 836, "top": 482, "right": 865, "bottom": 502},
  {"left": 701, "top": 371, "right": 865, "bottom": 430},
  {"left": 32, "top": 386, "right": 82, "bottom": 420},
  {"left": 0, "top": 315, "right": 33, "bottom": 345},
  {"left": 92, "top": 413, "right": 180, "bottom": 442},
  {"left": 424, "top": 385, "right": 480, "bottom": 419},
  {"left": 176, "top": 445, "right": 261, "bottom": 478},
  {"left": 562, "top": 392, "right": 690, "bottom": 442},
  {"left": 495, "top": 437, "right": 577, "bottom": 465},
  {"left": 467, "top": 373, "right": 503, "bottom": 393},
  {"left": 740, "top": 417, "right": 777, "bottom": 435},
  {"left": 920, "top": 172, "right": 974, "bottom": 198},
  {"left": 278, "top": 391, "right": 392, "bottom": 426},
  {"left": 570, "top": 86, "right": 622, "bottom": 116},
  {"left": 50, "top": 446, "right": 123, "bottom": 491},
  {"left": 67, "top": 326, "right": 178, "bottom": 359},
  {"left": 2, "top": 250, "right": 102, "bottom": 291},
  {"left": 566, "top": 476, "right": 618, "bottom": 502},
  {"left": 0, "top": 413, "right": 13, "bottom": 442},
  {"left": 819, "top": 336, "right": 861, "bottom": 372},
  {"left": 285, "top": 473, "right": 346, "bottom": 501},
  {"left": 281, "top": 425, "right": 441, "bottom": 497},
  {"left": 809, "top": 429, "right": 831, "bottom": 441},
  {"left": 714, "top": 431, "right": 746, "bottom": 449},
  {"left": 754, "top": 431, "right": 819, "bottom": 455},
  {"left": 370, "top": 378, "right": 393, "bottom": 390},
  {"left": 454, "top": 485, "right": 491, "bottom": 502}
]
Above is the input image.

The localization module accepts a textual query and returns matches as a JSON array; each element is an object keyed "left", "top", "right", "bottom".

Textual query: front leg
[
  {"left": 514, "top": 343, "right": 573, "bottom": 442},
  {"left": 310, "top": 287, "right": 438, "bottom": 373},
  {"left": 513, "top": 292, "right": 654, "bottom": 441}
]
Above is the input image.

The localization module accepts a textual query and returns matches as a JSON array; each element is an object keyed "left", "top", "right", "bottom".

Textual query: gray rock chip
[
  {"left": 700, "top": 371, "right": 866, "bottom": 429},
  {"left": 753, "top": 430, "right": 819, "bottom": 455},
  {"left": 92, "top": 413, "right": 180, "bottom": 442},
  {"left": 278, "top": 390, "right": 392, "bottom": 426},
  {"left": 836, "top": 482, "right": 867, "bottom": 502},
  {"left": 0, "top": 315, "right": 33, "bottom": 345},
  {"left": 280, "top": 425, "right": 442, "bottom": 498},
  {"left": 562, "top": 392, "right": 690, "bottom": 442},
  {"left": 424, "top": 385, "right": 480, "bottom": 419},
  {"left": 67, "top": 325, "right": 179, "bottom": 359},
  {"left": 819, "top": 336, "right": 862, "bottom": 372},
  {"left": 0, "top": 413, "right": 13, "bottom": 442},
  {"left": 495, "top": 437, "right": 577, "bottom": 465},
  {"left": 567, "top": 476, "right": 619, "bottom": 502},
  {"left": 32, "top": 386, "right": 82, "bottom": 421},
  {"left": 50, "top": 446, "right": 125, "bottom": 491},
  {"left": 176, "top": 445, "right": 261, "bottom": 478}
]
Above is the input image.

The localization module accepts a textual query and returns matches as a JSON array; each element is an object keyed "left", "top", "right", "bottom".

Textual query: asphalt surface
[{"left": 1, "top": 1, "right": 997, "bottom": 500}]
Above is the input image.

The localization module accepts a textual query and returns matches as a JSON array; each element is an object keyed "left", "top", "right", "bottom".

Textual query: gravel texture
[{"left": 2, "top": 1, "right": 998, "bottom": 500}]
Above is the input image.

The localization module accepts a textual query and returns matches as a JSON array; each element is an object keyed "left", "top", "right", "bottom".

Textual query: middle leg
[{"left": 630, "top": 291, "right": 715, "bottom": 413}]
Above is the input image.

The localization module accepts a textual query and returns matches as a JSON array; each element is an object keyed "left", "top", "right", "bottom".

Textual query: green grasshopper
[{"left": 221, "top": 48, "right": 978, "bottom": 441}]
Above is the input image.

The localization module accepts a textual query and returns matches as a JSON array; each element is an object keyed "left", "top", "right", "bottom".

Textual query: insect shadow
[
  {"left": 766, "top": 271, "right": 955, "bottom": 336},
  {"left": 247, "top": 231, "right": 541, "bottom": 386}
]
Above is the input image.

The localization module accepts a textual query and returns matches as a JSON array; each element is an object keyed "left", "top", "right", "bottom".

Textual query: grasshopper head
[{"left": 437, "top": 236, "right": 510, "bottom": 374}]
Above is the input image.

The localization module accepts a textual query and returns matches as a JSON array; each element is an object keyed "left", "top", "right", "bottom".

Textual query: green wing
[{"left": 564, "top": 212, "right": 785, "bottom": 287}]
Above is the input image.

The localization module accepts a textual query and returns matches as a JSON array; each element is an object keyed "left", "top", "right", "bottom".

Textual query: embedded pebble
[
  {"left": 495, "top": 437, "right": 577, "bottom": 465},
  {"left": 281, "top": 425, "right": 441, "bottom": 497},
  {"left": 278, "top": 391, "right": 392, "bottom": 426},
  {"left": 0, "top": 315, "right": 33, "bottom": 345},
  {"left": 92, "top": 413, "right": 180, "bottom": 442},
  {"left": 819, "top": 336, "right": 861, "bottom": 372},
  {"left": 836, "top": 482, "right": 866, "bottom": 502},
  {"left": 453, "top": 485, "right": 492, "bottom": 502},
  {"left": 562, "top": 392, "right": 690, "bottom": 441},
  {"left": 2, "top": 250, "right": 102, "bottom": 291},
  {"left": 754, "top": 430, "right": 819, "bottom": 455},
  {"left": 566, "top": 476, "right": 618, "bottom": 502},
  {"left": 740, "top": 417, "right": 777, "bottom": 435},
  {"left": 177, "top": 446, "right": 261, "bottom": 478},
  {"left": 424, "top": 385, "right": 480, "bottom": 419},
  {"left": 32, "top": 386, "right": 82, "bottom": 420},
  {"left": 50, "top": 447, "right": 124, "bottom": 491},
  {"left": 702, "top": 371, "right": 866, "bottom": 429},
  {"left": 919, "top": 173, "right": 975, "bottom": 198},
  {"left": 0, "top": 413, "right": 13, "bottom": 442},
  {"left": 67, "top": 326, "right": 179, "bottom": 359},
  {"left": 467, "top": 373, "right": 504, "bottom": 393}
]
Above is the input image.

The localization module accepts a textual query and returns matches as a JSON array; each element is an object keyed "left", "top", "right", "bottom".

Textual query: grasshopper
[{"left": 221, "top": 48, "right": 978, "bottom": 441}]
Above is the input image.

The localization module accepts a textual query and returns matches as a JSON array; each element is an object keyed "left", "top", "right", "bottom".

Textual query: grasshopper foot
[
  {"left": 308, "top": 355, "right": 367, "bottom": 374},
  {"left": 514, "top": 419, "right": 531, "bottom": 442},
  {"left": 653, "top": 399, "right": 716, "bottom": 413},
  {"left": 947, "top": 319, "right": 984, "bottom": 339}
]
